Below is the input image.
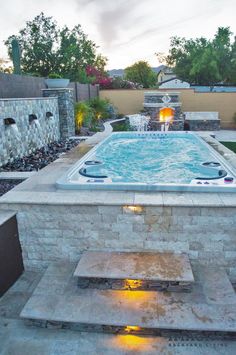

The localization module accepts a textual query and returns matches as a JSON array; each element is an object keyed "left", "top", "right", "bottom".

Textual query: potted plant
[{"left": 45, "top": 73, "right": 70, "bottom": 88}]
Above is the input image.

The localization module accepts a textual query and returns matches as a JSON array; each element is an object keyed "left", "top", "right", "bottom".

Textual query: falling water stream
[
  {"left": 128, "top": 115, "right": 150, "bottom": 131},
  {"left": 9, "top": 123, "right": 21, "bottom": 141},
  {"left": 33, "top": 120, "right": 44, "bottom": 142}
]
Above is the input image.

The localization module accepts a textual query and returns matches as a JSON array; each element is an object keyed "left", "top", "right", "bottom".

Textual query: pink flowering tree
[{"left": 86, "top": 65, "right": 112, "bottom": 88}]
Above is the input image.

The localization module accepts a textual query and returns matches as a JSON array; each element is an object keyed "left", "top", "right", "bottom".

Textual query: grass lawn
[{"left": 220, "top": 141, "right": 236, "bottom": 153}]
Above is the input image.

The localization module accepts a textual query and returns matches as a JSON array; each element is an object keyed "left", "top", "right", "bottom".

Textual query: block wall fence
[
  {"left": 100, "top": 89, "right": 236, "bottom": 129},
  {"left": 0, "top": 72, "right": 98, "bottom": 102}
]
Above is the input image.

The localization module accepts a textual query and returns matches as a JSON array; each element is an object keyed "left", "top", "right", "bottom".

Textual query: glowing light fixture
[
  {"left": 124, "top": 279, "right": 143, "bottom": 290},
  {"left": 124, "top": 325, "right": 141, "bottom": 333},
  {"left": 123, "top": 205, "right": 143, "bottom": 213}
]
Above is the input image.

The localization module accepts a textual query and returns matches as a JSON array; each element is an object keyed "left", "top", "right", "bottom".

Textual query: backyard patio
[{"left": 1, "top": 86, "right": 236, "bottom": 354}]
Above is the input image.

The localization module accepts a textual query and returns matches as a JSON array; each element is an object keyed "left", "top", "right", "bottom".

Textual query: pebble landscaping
[
  {"left": 0, "top": 139, "right": 80, "bottom": 172},
  {"left": 0, "top": 179, "right": 22, "bottom": 197},
  {"left": 0, "top": 138, "right": 80, "bottom": 196}
]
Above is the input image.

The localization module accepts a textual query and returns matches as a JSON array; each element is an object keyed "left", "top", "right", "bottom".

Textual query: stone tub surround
[
  {"left": 0, "top": 97, "right": 60, "bottom": 167},
  {"left": 0, "top": 138, "right": 236, "bottom": 281}
]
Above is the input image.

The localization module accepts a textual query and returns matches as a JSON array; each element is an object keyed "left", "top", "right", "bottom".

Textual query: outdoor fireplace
[{"left": 143, "top": 91, "right": 184, "bottom": 130}]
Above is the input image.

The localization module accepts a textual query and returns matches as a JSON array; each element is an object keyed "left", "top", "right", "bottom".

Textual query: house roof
[
  {"left": 159, "top": 77, "right": 178, "bottom": 84},
  {"left": 157, "top": 66, "right": 174, "bottom": 76}
]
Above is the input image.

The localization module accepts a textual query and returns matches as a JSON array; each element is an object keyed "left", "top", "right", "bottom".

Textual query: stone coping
[
  {"left": 0, "top": 97, "right": 58, "bottom": 102},
  {"left": 143, "top": 102, "right": 181, "bottom": 107},
  {"left": 0, "top": 133, "right": 235, "bottom": 207},
  {"left": 187, "top": 118, "right": 220, "bottom": 121},
  {"left": 42, "top": 88, "right": 74, "bottom": 92},
  {"left": 0, "top": 172, "right": 36, "bottom": 180},
  {"left": 0, "top": 210, "right": 16, "bottom": 226},
  {"left": 144, "top": 91, "right": 180, "bottom": 95}
]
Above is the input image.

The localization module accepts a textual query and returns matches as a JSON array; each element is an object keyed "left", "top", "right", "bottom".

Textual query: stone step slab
[
  {"left": 2, "top": 318, "right": 236, "bottom": 355},
  {"left": 74, "top": 251, "right": 194, "bottom": 291},
  {"left": 20, "top": 262, "right": 236, "bottom": 335}
]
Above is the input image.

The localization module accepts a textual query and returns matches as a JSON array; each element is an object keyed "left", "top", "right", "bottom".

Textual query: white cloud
[{"left": 0, "top": 0, "right": 235, "bottom": 69}]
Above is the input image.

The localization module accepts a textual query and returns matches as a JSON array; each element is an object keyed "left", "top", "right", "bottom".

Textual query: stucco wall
[{"left": 100, "top": 89, "right": 236, "bottom": 129}]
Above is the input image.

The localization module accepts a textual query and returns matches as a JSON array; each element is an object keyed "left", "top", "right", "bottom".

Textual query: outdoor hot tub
[{"left": 56, "top": 132, "right": 236, "bottom": 192}]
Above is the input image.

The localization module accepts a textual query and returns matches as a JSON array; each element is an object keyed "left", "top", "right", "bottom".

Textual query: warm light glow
[
  {"left": 107, "top": 334, "right": 166, "bottom": 352},
  {"left": 124, "top": 279, "right": 143, "bottom": 289},
  {"left": 124, "top": 325, "right": 141, "bottom": 333},
  {"left": 123, "top": 205, "right": 144, "bottom": 213},
  {"left": 159, "top": 107, "right": 175, "bottom": 123},
  {"left": 113, "top": 290, "right": 151, "bottom": 303}
]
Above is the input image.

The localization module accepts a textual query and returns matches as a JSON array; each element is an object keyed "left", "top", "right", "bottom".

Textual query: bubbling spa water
[{"left": 57, "top": 132, "right": 236, "bottom": 192}]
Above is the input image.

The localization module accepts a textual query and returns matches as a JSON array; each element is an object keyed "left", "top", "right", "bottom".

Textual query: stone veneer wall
[
  {"left": 42, "top": 89, "right": 75, "bottom": 139},
  {"left": 0, "top": 98, "right": 60, "bottom": 167},
  {"left": 187, "top": 119, "right": 221, "bottom": 131},
  {"left": 144, "top": 92, "right": 184, "bottom": 131},
  {"left": 2, "top": 203, "right": 235, "bottom": 282}
]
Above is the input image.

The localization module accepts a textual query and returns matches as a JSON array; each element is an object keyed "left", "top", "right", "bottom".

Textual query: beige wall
[{"left": 100, "top": 89, "right": 236, "bottom": 129}]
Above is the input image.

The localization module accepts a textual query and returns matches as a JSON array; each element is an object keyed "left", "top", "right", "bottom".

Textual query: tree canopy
[
  {"left": 124, "top": 61, "right": 156, "bottom": 88},
  {"left": 157, "top": 27, "right": 236, "bottom": 85},
  {"left": 5, "top": 12, "right": 107, "bottom": 81}
]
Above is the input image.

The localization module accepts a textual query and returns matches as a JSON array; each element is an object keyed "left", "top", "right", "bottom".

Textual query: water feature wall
[
  {"left": 143, "top": 92, "right": 184, "bottom": 131},
  {"left": 0, "top": 97, "right": 60, "bottom": 167}
]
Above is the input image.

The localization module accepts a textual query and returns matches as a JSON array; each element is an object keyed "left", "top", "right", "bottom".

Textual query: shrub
[
  {"left": 116, "top": 113, "right": 125, "bottom": 119},
  {"left": 88, "top": 97, "right": 111, "bottom": 120},
  {"left": 86, "top": 65, "right": 113, "bottom": 88},
  {"left": 99, "top": 76, "right": 142, "bottom": 90},
  {"left": 233, "top": 112, "right": 236, "bottom": 124},
  {"left": 74, "top": 101, "right": 94, "bottom": 132},
  {"left": 74, "top": 98, "right": 116, "bottom": 132},
  {"left": 48, "top": 73, "right": 62, "bottom": 79}
]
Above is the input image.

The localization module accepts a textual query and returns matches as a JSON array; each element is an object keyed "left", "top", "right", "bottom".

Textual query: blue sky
[{"left": 0, "top": 0, "right": 235, "bottom": 69}]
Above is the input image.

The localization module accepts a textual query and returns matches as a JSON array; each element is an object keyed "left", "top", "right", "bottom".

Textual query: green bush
[
  {"left": 74, "top": 98, "right": 115, "bottom": 132},
  {"left": 74, "top": 101, "right": 94, "bottom": 132},
  {"left": 88, "top": 97, "right": 110, "bottom": 120},
  {"left": 233, "top": 112, "right": 236, "bottom": 124},
  {"left": 88, "top": 97, "right": 110, "bottom": 119},
  {"left": 48, "top": 73, "right": 62, "bottom": 79}
]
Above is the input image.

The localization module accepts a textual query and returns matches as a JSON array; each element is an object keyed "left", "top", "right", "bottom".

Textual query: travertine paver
[
  {"left": 1, "top": 267, "right": 236, "bottom": 354},
  {"left": 0, "top": 171, "right": 36, "bottom": 180},
  {"left": 20, "top": 262, "right": 236, "bottom": 333},
  {"left": 0, "top": 210, "right": 16, "bottom": 226},
  {"left": 1, "top": 318, "right": 236, "bottom": 355},
  {"left": 74, "top": 251, "right": 194, "bottom": 282}
]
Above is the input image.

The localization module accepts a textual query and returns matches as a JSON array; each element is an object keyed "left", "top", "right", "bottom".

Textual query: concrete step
[
  {"left": 20, "top": 262, "right": 236, "bottom": 335},
  {"left": 2, "top": 318, "right": 236, "bottom": 355},
  {"left": 74, "top": 251, "right": 194, "bottom": 291}
]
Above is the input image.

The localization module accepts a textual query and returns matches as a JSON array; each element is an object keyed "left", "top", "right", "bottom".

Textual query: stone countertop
[{"left": 0, "top": 135, "right": 236, "bottom": 207}]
